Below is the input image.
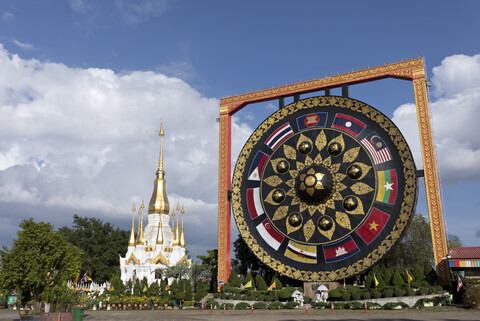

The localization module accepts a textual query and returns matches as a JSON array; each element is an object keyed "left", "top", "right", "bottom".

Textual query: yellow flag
[
  {"left": 72, "top": 275, "right": 79, "bottom": 285},
  {"left": 165, "top": 284, "right": 170, "bottom": 291},
  {"left": 108, "top": 285, "right": 114, "bottom": 291},
  {"left": 244, "top": 280, "right": 252, "bottom": 288},
  {"left": 268, "top": 281, "right": 276, "bottom": 291},
  {"left": 143, "top": 285, "right": 147, "bottom": 292},
  {"left": 374, "top": 274, "right": 379, "bottom": 287},
  {"left": 406, "top": 269, "right": 413, "bottom": 283}
]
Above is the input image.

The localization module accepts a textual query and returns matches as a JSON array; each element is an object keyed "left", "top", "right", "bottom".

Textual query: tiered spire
[
  {"left": 180, "top": 205, "right": 185, "bottom": 248},
  {"left": 129, "top": 203, "right": 136, "bottom": 246},
  {"left": 148, "top": 121, "right": 170, "bottom": 215}
]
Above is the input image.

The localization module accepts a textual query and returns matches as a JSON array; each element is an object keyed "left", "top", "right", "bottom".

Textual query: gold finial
[
  {"left": 176, "top": 201, "right": 180, "bottom": 211},
  {"left": 129, "top": 203, "right": 136, "bottom": 246},
  {"left": 174, "top": 208, "right": 180, "bottom": 247},
  {"left": 180, "top": 205, "right": 185, "bottom": 248},
  {"left": 171, "top": 209, "right": 175, "bottom": 234},
  {"left": 141, "top": 200, "right": 145, "bottom": 209},
  {"left": 148, "top": 120, "right": 170, "bottom": 215},
  {"left": 157, "top": 219, "right": 163, "bottom": 245},
  {"left": 136, "top": 205, "right": 145, "bottom": 245}
]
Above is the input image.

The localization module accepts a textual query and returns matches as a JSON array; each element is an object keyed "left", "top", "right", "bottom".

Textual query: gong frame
[{"left": 217, "top": 57, "right": 449, "bottom": 285}]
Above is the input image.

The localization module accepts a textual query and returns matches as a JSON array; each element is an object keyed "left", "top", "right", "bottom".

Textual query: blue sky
[{"left": 0, "top": 0, "right": 479, "bottom": 261}]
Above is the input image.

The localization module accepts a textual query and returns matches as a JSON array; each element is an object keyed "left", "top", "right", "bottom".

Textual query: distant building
[{"left": 120, "top": 122, "right": 189, "bottom": 285}]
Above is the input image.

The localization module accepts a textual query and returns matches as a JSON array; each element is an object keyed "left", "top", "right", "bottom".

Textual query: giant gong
[{"left": 231, "top": 96, "right": 417, "bottom": 281}]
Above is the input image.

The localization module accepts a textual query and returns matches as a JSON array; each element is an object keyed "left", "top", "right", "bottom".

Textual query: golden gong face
[{"left": 231, "top": 96, "right": 417, "bottom": 282}]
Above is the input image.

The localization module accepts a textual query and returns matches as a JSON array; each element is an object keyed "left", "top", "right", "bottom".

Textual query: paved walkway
[{"left": 1, "top": 308, "right": 480, "bottom": 321}]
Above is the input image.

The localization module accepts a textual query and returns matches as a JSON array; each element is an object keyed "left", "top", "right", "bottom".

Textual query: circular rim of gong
[{"left": 231, "top": 96, "right": 417, "bottom": 282}]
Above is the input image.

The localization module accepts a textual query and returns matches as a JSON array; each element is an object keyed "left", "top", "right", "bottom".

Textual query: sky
[{"left": 0, "top": 0, "right": 479, "bottom": 263}]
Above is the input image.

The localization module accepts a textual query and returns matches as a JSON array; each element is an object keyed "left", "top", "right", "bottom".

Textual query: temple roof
[{"left": 449, "top": 247, "right": 480, "bottom": 259}]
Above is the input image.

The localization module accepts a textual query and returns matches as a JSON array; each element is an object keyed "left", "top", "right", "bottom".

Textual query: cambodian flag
[
  {"left": 265, "top": 122, "right": 293, "bottom": 150},
  {"left": 331, "top": 113, "right": 366, "bottom": 137},
  {"left": 322, "top": 236, "right": 359, "bottom": 263}
]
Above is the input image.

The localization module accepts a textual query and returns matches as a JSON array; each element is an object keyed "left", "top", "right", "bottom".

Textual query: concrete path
[{"left": 1, "top": 308, "right": 479, "bottom": 321}]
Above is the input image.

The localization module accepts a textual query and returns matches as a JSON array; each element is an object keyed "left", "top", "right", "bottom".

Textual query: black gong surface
[{"left": 231, "top": 96, "right": 417, "bottom": 281}]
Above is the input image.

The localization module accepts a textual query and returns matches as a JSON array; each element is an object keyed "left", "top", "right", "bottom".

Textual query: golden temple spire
[
  {"left": 171, "top": 208, "right": 175, "bottom": 234},
  {"left": 129, "top": 203, "right": 136, "bottom": 246},
  {"left": 136, "top": 201, "right": 145, "bottom": 245},
  {"left": 174, "top": 206, "right": 180, "bottom": 247},
  {"left": 180, "top": 205, "right": 185, "bottom": 248},
  {"left": 148, "top": 120, "right": 170, "bottom": 215},
  {"left": 157, "top": 218, "right": 163, "bottom": 245}
]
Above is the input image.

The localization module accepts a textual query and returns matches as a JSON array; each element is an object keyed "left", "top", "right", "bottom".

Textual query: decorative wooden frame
[{"left": 218, "top": 58, "right": 449, "bottom": 284}]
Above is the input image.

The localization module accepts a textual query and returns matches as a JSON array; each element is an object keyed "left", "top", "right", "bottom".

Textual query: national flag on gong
[
  {"left": 247, "top": 188, "right": 263, "bottom": 219},
  {"left": 361, "top": 132, "right": 392, "bottom": 164},
  {"left": 331, "top": 113, "right": 366, "bottom": 137},
  {"left": 356, "top": 208, "right": 390, "bottom": 245},
  {"left": 296, "top": 112, "right": 328, "bottom": 131},
  {"left": 322, "top": 236, "right": 359, "bottom": 263},
  {"left": 248, "top": 150, "right": 269, "bottom": 181},
  {"left": 376, "top": 169, "right": 397, "bottom": 205},
  {"left": 256, "top": 219, "right": 284, "bottom": 251},
  {"left": 285, "top": 240, "right": 317, "bottom": 264},
  {"left": 265, "top": 122, "right": 294, "bottom": 150}
]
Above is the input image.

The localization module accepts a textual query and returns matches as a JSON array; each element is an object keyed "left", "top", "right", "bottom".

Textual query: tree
[
  {"left": 0, "top": 219, "right": 82, "bottom": 311},
  {"left": 163, "top": 262, "right": 190, "bottom": 280},
  {"left": 59, "top": 214, "right": 129, "bottom": 283},
  {"left": 197, "top": 249, "right": 218, "bottom": 292},
  {"left": 228, "top": 268, "right": 241, "bottom": 287}
]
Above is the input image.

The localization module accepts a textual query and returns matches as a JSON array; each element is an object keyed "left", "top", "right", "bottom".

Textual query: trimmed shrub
[
  {"left": 332, "top": 302, "right": 346, "bottom": 309},
  {"left": 303, "top": 295, "right": 311, "bottom": 304},
  {"left": 243, "top": 273, "right": 255, "bottom": 289},
  {"left": 284, "top": 301, "right": 299, "bottom": 309},
  {"left": 213, "top": 293, "right": 220, "bottom": 298},
  {"left": 264, "top": 295, "right": 273, "bottom": 301},
  {"left": 242, "top": 295, "right": 254, "bottom": 300},
  {"left": 205, "top": 300, "right": 219, "bottom": 309},
  {"left": 279, "top": 288, "right": 293, "bottom": 301},
  {"left": 228, "top": 269, "right": 241, "bottom": 287},
  {"left": 253, "top": 302, "right": 267, "bottom": 309},
  {"left": 392, "top": 271, "right": 405, "bottom": 286},
  {"left": 255, "top": 274, "right": 268, "bottom": 291},
  {"left": 361, "top": 291, "right": 371, "bottom": 300},
  {"left": 256, "top": 294, "right": 265, "bottom": 301},
  {"left": 383, "top": 302, "right": 408, "bottom": 310},
  {"left": 382, "top": 288, "right": 393, "bottom": 298},
  {"left": 418, "top": 287, "right": 429, "bottom": 295},
  {"left": 341, "top": 292, "right": 351, "bottom": 301},
  {"left": 223, "top": 303, "right": 234, "bottom": 310},
  {"left": 371, "top": 290, "right": 382, "bottom": 299},
  {"left": 394, "top": 287, "right": 405, "bottom": 297},
  {"left": 268, "top": 301, "right": 284, "bottom": 310},
  {"left": 405, "top": 287, "right": 415, "bottom": 296},
  {"left": 313, "top": 302, "right": 330, "bottom": 309},
  {"left": 234, "top": 294, "right": 241, "bottom": 300},
  {"left": 328, "top": 289, "right": 341, "bottom": 301},
  {"left": 194, "top": 291, "right": 207, "bottom": 301},
  {"left": 347, "top": 301, "right": 364, "bottom": 310},
  {"left": 351, "top": 291, "right": 361, "bottom": 300},
  {"left": 270, "top": 277, "right": 283, "bottom": 290},
  {"left": 366, "top": 302, "right": 382, "bottom": 310},
  {"left": 235, "top": 302, "right": 250, "bottom": 310}
]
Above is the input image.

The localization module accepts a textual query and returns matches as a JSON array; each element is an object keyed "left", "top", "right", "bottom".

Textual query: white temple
[{"left": 120, "top": 122, "right": 189, "bottom": 285}]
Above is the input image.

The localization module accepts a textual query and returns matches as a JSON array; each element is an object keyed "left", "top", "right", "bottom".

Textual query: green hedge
[
  {"left": 284, "top": 301, "right": 299, "bottom": 309},
  {"left": 268, "top": 302, "right": 284, "bottom": 310},
  {"left": 223, "top": 303, "right": 234, "bottom": 310},
  {"left": 252, "top": 302, "right": 267, "bottom": 309},
  {"left": 235, "top": 302, "right": 250, "bottom": 310}
]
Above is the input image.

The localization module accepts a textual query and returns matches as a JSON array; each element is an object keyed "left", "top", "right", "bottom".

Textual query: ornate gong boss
[{"left": 231, "top": 96, "right": 417, "bottom": 281}]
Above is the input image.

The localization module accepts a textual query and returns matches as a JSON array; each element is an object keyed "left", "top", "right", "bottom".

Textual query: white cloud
[
  {"left": 0, "top": 44, "right": 225, "bottom": 257},
  {"left": 393, "top": 54, "right": 480, "bottom": 185},
  {"left": 12, "top": 39, "right": 36, "bottom": 50},
  {"left": 2, "top": 11, "right": 14, "bottom": 22}
]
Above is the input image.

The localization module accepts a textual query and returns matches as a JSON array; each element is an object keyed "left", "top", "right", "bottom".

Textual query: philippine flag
[
  {"left": 247, "top": 188, "right": 264, "bottom": 220},
  {"left": 361, "top": 132, "right": 392, "bottom": 164},
  {"left": 248, "top": 151, "right": 269, "bottom": 181},
  {"left": 256, "top": 219, "right": 284, "bottom": 251},
  {"left": 322, "top": 236, "right": 359, "bottom": 263},
  {"left": 331, "top": 113, "right": 366, "bottom": 137},
  {"left": 265, "top": 123, "right": 294, "bottom": 150}
]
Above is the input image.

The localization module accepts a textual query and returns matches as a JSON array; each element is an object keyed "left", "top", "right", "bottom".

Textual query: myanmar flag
[{"left": 376, "top": 169, "right": 397, "bottom": 205}]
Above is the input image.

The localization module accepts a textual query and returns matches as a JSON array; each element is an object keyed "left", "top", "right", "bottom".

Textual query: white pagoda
[{"left": 120, "top": 122, "right": 189, "bottom": 285}]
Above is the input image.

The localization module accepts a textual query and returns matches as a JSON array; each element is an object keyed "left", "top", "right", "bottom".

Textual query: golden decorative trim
[
  {"left": 178, "top": 254, "right": 190, "bottom": 266},
  {"left": 152, "top": 251, "right": 169, "bottom": 265},
  {"left": 126, "top": 253, "right": 139, "bottom": 265},
  {"left": 413, "top": 77, "right": 449, "bottom": 282}
]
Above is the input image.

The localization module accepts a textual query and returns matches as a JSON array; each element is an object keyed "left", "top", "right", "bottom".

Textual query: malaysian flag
[{"left": 361, "top": 132, "right": 392, "bottom": 164}]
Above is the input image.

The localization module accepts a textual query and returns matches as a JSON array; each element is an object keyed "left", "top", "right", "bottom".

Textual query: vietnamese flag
[{"left": 356, "top": 208, "right": 390, "bottom": 245}]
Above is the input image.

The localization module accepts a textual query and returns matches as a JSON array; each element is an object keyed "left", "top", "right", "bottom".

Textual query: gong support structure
[{"left": 218, "top": 57, "right": 449, "bottom": 284}]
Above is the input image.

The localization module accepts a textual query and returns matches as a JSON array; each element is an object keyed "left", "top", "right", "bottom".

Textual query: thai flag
[
  {"left": 256, "top": 219, "right": 284, "bottom": 251},
  {"left": 124, "top": 285, "right": 130, "bottom": 292},
  {"left": 218, "top": 280, "right": 224, "bottom": 285},
  {"left": 361, "top": 132, "right": 392, "bottom": 164},
  {"left": 457, "top": 276, "right": 463, "bottom": 292},
  {"left": 331, "top": 113, "right": 366, "bottom": 137},
  {"left": 265, "top": 123, "right": 293, "bottom": 150},
  {"left": 248, "top": 151, "right": 269, "bottom": 181},
  {"left": 343, "top": 279, "right": 346, "bottom": 289},
  {"left": 80, "top": 272, "right": 88, "bottom": 283},
  {"left": 247, "top": 188, "right": 263, "bottom": 220},
  {"left": 10, "top": 290, "right": 16, "bottom": 296}
]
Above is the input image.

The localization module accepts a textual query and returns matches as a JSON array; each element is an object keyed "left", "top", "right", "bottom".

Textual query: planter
[
  {"left": 42, "top": 312, "right": 74, "bottom": 321},
  {"left": 19, "top": 310, "right": 29, "bottom": 316}
]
